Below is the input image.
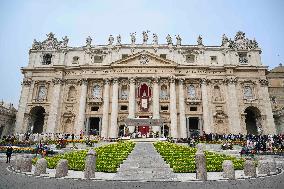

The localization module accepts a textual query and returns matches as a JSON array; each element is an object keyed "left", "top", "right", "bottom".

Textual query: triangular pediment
[{"left": 110, "top": 51, "right": 177, "bottom": 67}]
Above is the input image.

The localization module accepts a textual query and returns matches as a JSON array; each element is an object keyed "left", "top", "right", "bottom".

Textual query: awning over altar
[{"left": 125, "top": 118, "right": 163, "bottom": 126}]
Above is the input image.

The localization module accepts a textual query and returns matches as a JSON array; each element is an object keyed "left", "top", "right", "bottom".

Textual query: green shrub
[
  {"left": 154, "top": 141, "right": 245, "bottom": 173},
  {"left": 33, "top": 141, "right": 135, "bottom": 173}
]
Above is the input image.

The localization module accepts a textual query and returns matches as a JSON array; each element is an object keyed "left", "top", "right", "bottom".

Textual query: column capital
[
  {"left": 199, "top": 78, "right": 210, "bottom": 86},
  {"left": 52, "top": 78, "right": 65, "bottom": 85},
  {"left": 178, "top": 78, "right": 184, "bottom": 85},
  {"left": 224, "top": 77, "right": 238, "bottom": 85},
  {"left": 259, "top": 79, "right": 269, "bottom": 86},
  {"left": 129, "top": 77, "right": 136, "bottom": 84},
  {"left": 169, "top": 76, "right": 176, "bottom": 83},
  {"left": 78, "top": 78, "right": 88, "bottom": 85},
  {"left": 152, "top": 76, "right": 160, "bottom": 84},
  {"left": 22, "top": 78, "right": 32, "bottom": 86},
  {"left": 103, "top": 78, "right": 110, "bottom": 85},
  {"left": 112, "top": 77, "right": 119, "bottom": 84}
]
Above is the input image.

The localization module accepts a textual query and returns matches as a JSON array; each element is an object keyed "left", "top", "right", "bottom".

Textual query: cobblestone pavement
[
  {"left": 1, "top": 143, "right": 284, "bottom": 189},
  {"left": 113, "top": 142, "right": 177, "bottom": 181}
]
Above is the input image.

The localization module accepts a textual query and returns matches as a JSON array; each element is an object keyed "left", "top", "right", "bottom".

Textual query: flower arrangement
[
  {"left": 154, "top": 141, "right": 245, "bottom": 173},
  {"left": 0, "top": 146, "right": 35, "bottom": 153}
]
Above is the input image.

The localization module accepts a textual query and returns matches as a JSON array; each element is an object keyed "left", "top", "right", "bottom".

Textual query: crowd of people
[
  {"left": 201, "top": 133, "right": 284, "bottom": 155},
  {"left": 1, "top": 132, "right": 284, "bottom": 162}
]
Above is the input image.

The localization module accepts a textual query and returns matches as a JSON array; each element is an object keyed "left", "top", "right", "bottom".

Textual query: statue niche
[
  {"left": 160, "top": 84, "right": 168, "bottom": 100},
  {"left": 213, "top": 85, "right": 223, "bottom": 101},
  {"left": 213, "top": 107, "right": 229, "bottom": 134},
  {"left": 67, "top": 86, "right": 76, "bottom": 101}
]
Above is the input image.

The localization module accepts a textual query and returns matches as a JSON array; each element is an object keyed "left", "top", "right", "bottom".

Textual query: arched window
[
  {"left": 244, "top": 86, "right": 253, "bottom": 99},
  {"left": 138, "top": 83, "right": 151, "bottom": 97},
  {"left": 187, "top": 85, "right": 196, "bottom": 99},
  {"left": 67, "top": 86, "right": 76, "bottom": 101},
  {"left": 121, "top": 85, "right": 128, "bottom": 100},
  {"left": 37, "top": 86, "right": 47, "bottom": 100},
  {"left": 160, "top": 85, "right": 168, "bottom": 99},
  {"left": 93, "top": 85, "right": 101, "bottom": 98}
]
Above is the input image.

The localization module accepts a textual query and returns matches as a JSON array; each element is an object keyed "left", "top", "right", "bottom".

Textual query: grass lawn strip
[{"left": 154, "top": 142, "right": 245, "bottom": 173}]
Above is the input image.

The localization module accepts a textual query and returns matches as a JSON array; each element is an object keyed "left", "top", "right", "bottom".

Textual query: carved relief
[
  {"left": 228, "top": 31, "right": 258, "bottom": 50},
  {"left": 31, "top": 32, "right": 69, "bottom": 50}
]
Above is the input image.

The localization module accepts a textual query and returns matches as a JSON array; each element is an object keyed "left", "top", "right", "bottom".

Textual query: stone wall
[{"left": 0, "top": 101, "right": 17, "bottom": 137}]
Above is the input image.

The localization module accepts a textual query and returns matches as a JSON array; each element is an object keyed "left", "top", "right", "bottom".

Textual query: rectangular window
[
  {"left": 42, "top": 54, "right": 52, "bottom": 65},
  {"left": 93, "top": 56, "right": 103, "bottom": 63},
  {"left": 120, "top": 105, "right": 128, "bottom": 111},
  {"left": 186, "top": 54, "right": 195, "bottom": 63},
  {"left": 160, "top": 54, "right": 167, "bottom": 59},
  {"left": 122, "top": 54, "right": 129, "bottom": 59},
  {"left": 161, "top": 105, "right": 168, "bottom": 111},
  {"left": 210, "top": 56, "right": 217, "bottom": 64},
  {"left": 91, "top": 106, "right": 99, "bottom": 111},
  {"left": 238, "top": 53, "right": 248, "bottom": 64},
  {"left": 190, "top": 107, "right": 197, "bottom": 111}
]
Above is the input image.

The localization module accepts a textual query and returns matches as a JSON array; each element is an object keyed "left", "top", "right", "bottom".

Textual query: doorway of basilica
[
  {"left": 30, "top": 106, "right": 45, "bottom": 134},
  {"left": 244, "top": 106, "right": 261, "bottom": 135},
  {"left": 89, "top": 117, "right": 101, "bottom": 135}
]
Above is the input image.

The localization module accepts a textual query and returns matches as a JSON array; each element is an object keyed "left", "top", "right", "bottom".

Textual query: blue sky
[{"left": 0, "top": 0, "right": 284, "bottom": 107}]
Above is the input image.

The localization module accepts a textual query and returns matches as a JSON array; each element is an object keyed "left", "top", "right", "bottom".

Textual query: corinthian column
[
  {"left": 225, "top": 78, "right": 241, "bottom": 134},
  {"left": 152, "top": 77, "right": 160, "bottom": 119},
  {"left": 74, "top": 79, "right": 88, "bottom": 134},
  {"left": 47, "top": 78, "right": 64, "bottom": 133},
  {"left": 152, "top": 77, "right": 160, "bottom": 133},
  {"left": 259, "top": 79, "right": 276, "bottom": 134},
  {"left": 169, "top": 77, "right": 178, "bottom": 138},
  {"left": 109, "top": 78, "right": 119, "bottom": 138},
  {"left": 178, "top": 79, "right": 187, "bottom": 138},
  {"left": 15, "top": 78, "right": 32, "bottom": 133},
  {"left": 128, "top": 78, "right": 136, "bottom": 133},
  {"left": 201, "top": 79, "right": 212, "bottom": 134},
  {"left": 101, "top": 79, "right": 110, "bottom": 138}
]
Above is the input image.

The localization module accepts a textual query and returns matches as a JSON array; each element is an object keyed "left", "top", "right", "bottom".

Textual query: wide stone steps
[{"left": 113, "top": 142, "right": 177, "bottom": 181}]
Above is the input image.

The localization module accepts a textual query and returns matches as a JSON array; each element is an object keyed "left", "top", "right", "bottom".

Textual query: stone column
[
  {"left": 225, "top": 78, "right": 242, "bottom": 134},
  {"left": 128, "top": 78, "right": 136, "bottom": 133},
  {"left": 101, "top": 79, "right": 110, "bottom": 138},
  {"left": 178, "top": 79, "right": 187, "bottom": 138},
  {"left": 169, "top": 77, "right": 178, "bottom": 138},
  {"left": 152, "top": 77, "right": 160, "bottom": 133},
  {"left": 15, "top": 78, "right": 32, "bottom": 133},
  {"left": 109, "top": 78, "right": 119, "bottom": 138},
  {"left": 259, "top": 79, "right": 276, "bottom": 134},
  {"left": 46, "top": 78, "right": 64, "bottom": 133},
  {"left": 200, "top": 79, "right": 212, "bottom": 134},
  {"left": 74, "top": 79, "right": 88, "bottom": 134}
]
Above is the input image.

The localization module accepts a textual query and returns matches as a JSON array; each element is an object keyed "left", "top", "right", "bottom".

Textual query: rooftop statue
[
  {"left": 142, "top": 31, "right": 150, "bottom": 44},
  {"left": 166, "top": 34, "right": 172, "bottom": 45},
  {"left": 86, "top": 36, "right": 92, "bottom": 47},
  {"left": 130, "top": 32, "right": 136, "bottom": 45},
  {"left": 197, "top": 35, "right": 203, "bottom": 46},
  {"left": 117, "top": 34, "right": 121, "bottom": 45},
  {"left": 176, "top": 35, "right": 182, "bottom": 46},
  {"left": 60, "top": 36, "right": 69, "bottom": 48},
  {"left": 108, "top": 35, "right": 114, "bottom": 45},
  {"left": 221, "top": 34, "right": 229, "bottom": 47},
  {"left": 153, "top": 33, "right": 158, "bottom": 45}
]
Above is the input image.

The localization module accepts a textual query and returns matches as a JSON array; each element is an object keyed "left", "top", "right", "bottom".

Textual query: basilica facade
[{"left": 14, "top": 31, "right": 276, "bottom": 138}]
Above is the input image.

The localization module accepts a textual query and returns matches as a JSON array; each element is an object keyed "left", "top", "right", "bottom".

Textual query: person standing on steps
[{"left": 6, "top": 144, "right": 13, "bottom": 163}]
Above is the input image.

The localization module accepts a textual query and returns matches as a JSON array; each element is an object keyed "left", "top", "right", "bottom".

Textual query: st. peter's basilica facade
[{"left": 14, "top": 31, "right": 276, "bottom": 138}]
